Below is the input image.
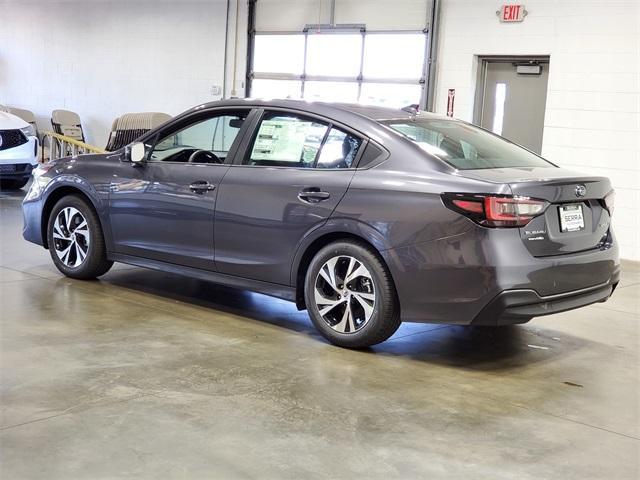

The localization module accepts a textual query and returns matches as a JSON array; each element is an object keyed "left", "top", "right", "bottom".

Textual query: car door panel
[
  {"left": 214, "top": 167, "right": 355, "bottom": 284},
  {"left": 109, "top": 163, "right": 227, "bottom": 270},
  {"left": 214, "top": 110, "right": 363, "bottom": 285},
  {"left": 108, "top": 109, "right": 254, "bottom": 270}
]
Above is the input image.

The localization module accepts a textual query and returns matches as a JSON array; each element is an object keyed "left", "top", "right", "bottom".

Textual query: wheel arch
[
  {"left": 41, "top": 186, "right": 102, "bottom": 249},
  {"left": 292, "top": 229, "right": 397, "bottom": 311}
]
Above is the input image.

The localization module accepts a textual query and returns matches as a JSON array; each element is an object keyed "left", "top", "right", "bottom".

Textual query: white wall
[
  {"left": 255, "top": 0, "right": 430, "bottom": 30},
  {"left": 433, "top": 0, "right": 640, "bottom": 261},
  {"left": 0, "top": 0, "right": 247, "bottom": 148}
]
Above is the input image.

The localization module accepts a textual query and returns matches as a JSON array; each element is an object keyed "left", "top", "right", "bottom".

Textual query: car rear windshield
[{"left": 381, "top": 118, "right": 554, "bottom": 170}]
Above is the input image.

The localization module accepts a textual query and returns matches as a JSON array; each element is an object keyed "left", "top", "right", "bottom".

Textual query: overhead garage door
[{"left": 248, "top": 0, "right": 435, "bottom": 109}]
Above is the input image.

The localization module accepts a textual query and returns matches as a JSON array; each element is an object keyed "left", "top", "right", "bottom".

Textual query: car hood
[{"left": 0, "top": 111, "right": 29, "bottom": 130}]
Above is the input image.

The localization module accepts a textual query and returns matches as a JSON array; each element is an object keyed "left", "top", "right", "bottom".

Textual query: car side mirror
[{"left": 128, "top": 142, "right": 146, "bottom": 164}]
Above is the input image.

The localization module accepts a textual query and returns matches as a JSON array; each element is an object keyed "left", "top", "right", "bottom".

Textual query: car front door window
[{"left": 150, "top": 113, "right": 247, "bottom": 164}]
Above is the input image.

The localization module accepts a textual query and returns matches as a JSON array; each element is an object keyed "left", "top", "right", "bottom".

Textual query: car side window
[
  {"left": 244, "top": 113, "right": 362, "bottom": 169},
  {"left": 390, "top": 122, "right": 472, "bottom": 161},
  {"left": 149, "top": 112, "right": 247, "bottom": 164},
  {"left": 316, "top": 127, "right": 361, "bottom": 169}
]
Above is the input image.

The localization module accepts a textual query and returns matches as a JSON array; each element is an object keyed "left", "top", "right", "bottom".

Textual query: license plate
[{"left": 559, "top": 204, "right": 585, "bottom": 232}]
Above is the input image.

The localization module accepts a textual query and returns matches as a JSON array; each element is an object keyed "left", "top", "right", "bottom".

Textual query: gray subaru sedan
[{"left": 23, "top": 99, "right": 619, "bottom": 348}]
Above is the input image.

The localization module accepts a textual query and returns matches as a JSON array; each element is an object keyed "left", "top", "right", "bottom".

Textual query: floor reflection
[{"left": 99, "top": 267, "right": 588, "bottom": 372}]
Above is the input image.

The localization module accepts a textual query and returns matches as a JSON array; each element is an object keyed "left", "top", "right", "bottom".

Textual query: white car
[{"left": 0, "top": 111, "right": 38, "bottom": 190}]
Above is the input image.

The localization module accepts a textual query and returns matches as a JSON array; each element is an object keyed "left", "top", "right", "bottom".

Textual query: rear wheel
[
  {"left": 47, "top": 195, "right": 113, "bottom": 279},
  {"left": 304, "top": 240, "right": 401, "bottom": 348}
]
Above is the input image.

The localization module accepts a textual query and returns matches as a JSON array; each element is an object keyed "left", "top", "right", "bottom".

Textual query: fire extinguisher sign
[{"left": 446, "top": 89, "right": 455, "bottom": 117}]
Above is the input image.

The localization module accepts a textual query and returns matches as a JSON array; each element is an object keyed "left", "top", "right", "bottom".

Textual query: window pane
[
  {"left": 253, "top": 34, "right": 305, "bottom": 74},
  {"left": 305, "top": 34, "right": 362, "bottom": 77},
  {"left": 316, "top": 128, "right": 362, "bottom": 169},
  {"left": 251, "top": 79, "right": 302, "bottom": 99},
  {"left": 151, "top": 114, "right": 246, "bottom": 163},
  {"left": 212, "top": 116, "right": 245, "bottom": 153},
  {"left": 247, "top": 114, "right": 328, "bottom": 167},
  {"left": 360, "top": 82, "right": 422, "bottom": 108},
  {"left": 304, "top": 81, "right": 359, "bottom": 103},
  {"left": 382, "top": 118, "right": 553, "bottom": 170},
  {"left": 492, "top": 83, "right": 507, "bottom": 135},
  {"left": 363, "top": 34, "right": 426, "bottom": 80}
]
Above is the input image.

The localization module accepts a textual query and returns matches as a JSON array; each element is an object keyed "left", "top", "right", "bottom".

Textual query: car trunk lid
[{"left": 458, "top": 167, "right": 613, "bottom": 257}]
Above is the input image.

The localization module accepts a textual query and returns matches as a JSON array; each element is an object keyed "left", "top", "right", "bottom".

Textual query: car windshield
[{"left": 381, "top": 118, "right": 554, "bottom": 170}]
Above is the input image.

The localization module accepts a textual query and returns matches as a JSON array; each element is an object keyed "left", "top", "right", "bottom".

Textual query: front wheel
[
  {"left": 304, "top": 240, "right": 401, "bottom": 348},
  {"left": 47, "top": 195, "right": 113, "bottom": 279}
]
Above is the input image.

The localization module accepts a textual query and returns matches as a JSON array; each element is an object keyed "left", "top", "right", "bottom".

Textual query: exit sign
[{"left": 498, "top": 4, "right": 527, "bottom": 22}]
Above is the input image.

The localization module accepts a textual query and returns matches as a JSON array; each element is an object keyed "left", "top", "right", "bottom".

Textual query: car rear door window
[{"left": 244, "top": 113, "right": 362, "bottom": 169}]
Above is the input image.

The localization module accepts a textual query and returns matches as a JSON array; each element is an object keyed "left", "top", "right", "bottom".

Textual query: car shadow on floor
[
  {"left": 98, "top": 267, "right": 318, "bottom": 334},
  {"left": 97, "top": 267, "right": 589, "bottom": 372},
  {"left": 0, "top": 189, "right": 29, "bottom": 199},
  {"left": 0, "top": 180, "right": 31, "bottom": 198},
  {"left": 371, "top": 324, "right": 577, "bottom": 371}
]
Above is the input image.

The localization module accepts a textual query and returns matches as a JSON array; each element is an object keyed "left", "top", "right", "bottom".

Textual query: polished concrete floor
[{"left": 1, "top": 186, "right": 639, "bottom": 479}]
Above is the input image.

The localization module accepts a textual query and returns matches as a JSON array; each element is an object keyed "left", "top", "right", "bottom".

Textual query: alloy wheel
[
  {"left": 52, "top": 207, "right": 90, "bottom": 267},
  {"left": 314, "top": 255, "right": 376, "bottom": 334}
]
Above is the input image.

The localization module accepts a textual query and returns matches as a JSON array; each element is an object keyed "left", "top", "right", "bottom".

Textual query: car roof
[
  {"left": 173, "top": 99, "right": 454, "bottom": 170},
  {"left": 141, "top": 98, "right": 455, "bottom": 174},
  {"left": 187, "top": 98, "right": 443, "bottom": 123}
]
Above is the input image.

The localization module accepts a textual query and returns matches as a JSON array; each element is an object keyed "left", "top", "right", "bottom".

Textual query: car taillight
[
  {"left": 442, "top": 193, "right": 549, "bottom": 228},
  {"left": 603, "top": 190, "right": 615, "bottom": 217}
]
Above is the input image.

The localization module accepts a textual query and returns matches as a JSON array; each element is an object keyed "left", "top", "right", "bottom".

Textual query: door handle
[
  {"left": 298, "top": 188, "right": 330, "bottom": 203},
  {"left": 189, "top": 181, "right": 216, "bottom": 193}
]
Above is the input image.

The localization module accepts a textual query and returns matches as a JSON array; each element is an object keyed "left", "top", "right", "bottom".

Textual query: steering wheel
[{"left": 188, "top": 149, "right": 221, "bottom": 164}]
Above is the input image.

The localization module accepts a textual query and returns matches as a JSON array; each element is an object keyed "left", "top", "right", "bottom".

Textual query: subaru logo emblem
[{"left": 575, "top": 185, "right": 587, "bottom": 197}]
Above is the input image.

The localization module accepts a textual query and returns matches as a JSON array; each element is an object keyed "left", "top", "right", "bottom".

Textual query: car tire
[
  {"left": 47, "top": 195, "right": 113, "bottom": 279},
  {"left": 0, "top": 178, "right": 28, "bottom": 190},
  {"left": 304, "top": 240, "right": 401, "bottom": 348}
]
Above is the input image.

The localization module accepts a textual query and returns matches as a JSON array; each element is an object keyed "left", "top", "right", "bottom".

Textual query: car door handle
[
  {"left": 298, "top": 188, "right": 330, "bottom": 203},
  {"left": 189, "top": 181, "right": 216, "bottom": 193}
]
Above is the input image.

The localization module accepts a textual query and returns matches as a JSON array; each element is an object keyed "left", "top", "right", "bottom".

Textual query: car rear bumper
[
  {"left": 382, "top": 226, "right": 620, "bottom": 325},
  {"left": 470, "top": 279, "right": 618, "bottom": 326}
]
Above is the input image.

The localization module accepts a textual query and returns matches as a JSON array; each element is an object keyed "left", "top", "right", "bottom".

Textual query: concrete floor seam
[
  {"left": 0, "top": 392, "right": 161, "bottom": 432},
  {"left": 511, "top": 403, "right": 640, "bottom": 442},
  {"left": 591, "top": 304, "right": 639, "bottom": 315},
  {"left": 0, "top": 264, "right": 62, "bottom": 281}
]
